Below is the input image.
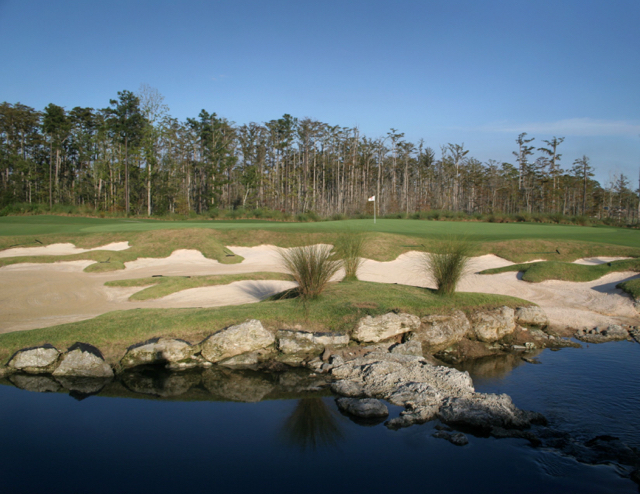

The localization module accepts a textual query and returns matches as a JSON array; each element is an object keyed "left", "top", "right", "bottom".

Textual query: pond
[{"left": 1, "top": 340, "right": 638, "bottom": 494}]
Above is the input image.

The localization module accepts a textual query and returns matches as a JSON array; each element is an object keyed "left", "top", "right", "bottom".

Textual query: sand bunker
[
  {"left": 0, "top": 245, "right": 637, "bottom": 334},
  {"left": 0, "top": 242, "right": 130, "bottom": 258}
]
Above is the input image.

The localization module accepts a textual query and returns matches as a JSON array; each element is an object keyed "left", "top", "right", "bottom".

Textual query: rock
[
  {"left": 433, "top": 430, "right": 469, "bottom": 446},
  {"left": 389, "top": 340, "right": 423, "bottom": 356},
  {"left": 438, "top": 393, "right": 546, "bottom": 432},
  {"left": 52, "top": 343, "right": 113, "bottom": 378},
  {"left": 469, "top": 306, "right": 516, "bottom": 342},
  {"left": 630, "top": 328, "right": 640, "bottom": 344},
  {"left": 219, "top": 351, "right": 261, "bottom": 368},
  {"left": 276, "top": 330, "right": 349, "bottom": 355},
  {"left": 515, "top": 306, "right": 549, "bottom": 327},
  {"left": 575, "top": 325, "right": 629, "bottom": 343},
  {"left": 201, "top": 320, "right": 275, "bottom": 363},
  {"left": 121, "top": 338, "right": 195, "bottom": 369},
  {"left": 7, "top": 344, "right": 60, "bottom": 374},
  {"left": 351, "top": 312, "right": 421, "bottom": 343},
  {"left": 336, "top": 397, "right": 389, "bottom": 419},
  {"left": 417, "top": 311, "right": 471, "bottom": 351},
  {"left": 0, "top": 366, "right": 16, "bottom": 378},
  {"left": 10, "top": 373, "right": 61, "bottom": 393}
]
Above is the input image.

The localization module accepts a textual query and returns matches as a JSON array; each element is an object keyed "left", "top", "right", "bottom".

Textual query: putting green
[{"left": 1, "top": 215, "right": 639, "bottom": 248}]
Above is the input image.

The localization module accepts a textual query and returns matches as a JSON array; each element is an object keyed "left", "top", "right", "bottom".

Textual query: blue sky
[{"left": 1, "top": 0, "right": 638, "bottom": 186}]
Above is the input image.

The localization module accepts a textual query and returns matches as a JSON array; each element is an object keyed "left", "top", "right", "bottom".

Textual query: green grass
[
  {"left": 617, "top": 279, "right": 640, "bottom": 300},
  {"left": 2, "top": 216, "right": 640, "bottom": 265},
  {"left": 0, "top": 228, "right": 243, "bottom": 271},
  {"left": 0, "top": 281, "right": 528, "bottom": 365},
  {"left": 279, "top": 244, "right": 340, "bottom": 300},
  {"left": 480, "top": 258, "right": 640, "bottom": 283},
  {"left": 105, "top": 272, "right": 293, "bottom": 301}
]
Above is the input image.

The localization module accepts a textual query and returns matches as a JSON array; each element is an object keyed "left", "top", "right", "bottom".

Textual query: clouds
[{"left": 477, "top": 118, "right": 640, "bottom": 137}]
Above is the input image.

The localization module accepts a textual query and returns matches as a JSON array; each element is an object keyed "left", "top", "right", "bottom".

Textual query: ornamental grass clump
[
  {"left": 334, "top": 231, "right": 366, "bottom": 281},
  {"left": 279, "top": 244, "right": 341, "bottom": 300},
  {"left": 423, "top": 236, "right": 472, "bottom": 296}
]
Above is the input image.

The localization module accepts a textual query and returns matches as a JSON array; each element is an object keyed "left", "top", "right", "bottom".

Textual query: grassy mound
[
  {"left": 106, "top": 272, "right": 293, "bottom": 301},
  {"left": 0, "top": 281, "right": 527, "bottom": 365},
  {"left": 480, "top": 258, "right": 640, "bottom": 283}
]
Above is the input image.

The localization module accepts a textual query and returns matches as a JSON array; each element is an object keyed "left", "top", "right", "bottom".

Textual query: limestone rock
[
  {"left": 351, "top": 312, "right": 421, "bottom": 343},
  {"left": 389, "top": 340, "right": 423, "bottom": 356},
  {"left": 53, "top": 343, "right": 113, "bottom": 378},
  {"left": 469, "top": 306, "right": 516, "bottom": 342},
  {"left": 8, "top": 344, "right": 60, "bottom": 374},
  {"left": 276, "top": 330, "right": 348, "bottom": 355},
  {"left": 121, "top": 337, "right": 195, "bottom": 369},
  {"left": 515, "top": 306, "right": 549, "bottom": 327},
  {"left": 336, "top": 397, "right": 389, "bottom": 419},
  {"left": 575, "top": 325, "right": 629, "bottom": 343},
  {"left": 417, "top": 310, "right": 471, "bottom": 351},
  {"left": 201, "top": 320, "right": 275, "bottom": 363},
  {"left": 438, "top": 393, "right": 546, "bottom": 431}
]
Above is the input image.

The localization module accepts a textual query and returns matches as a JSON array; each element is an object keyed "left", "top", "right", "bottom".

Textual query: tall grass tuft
[
  {"left": 334, "top": 231, "right": 366, "bottom": 281},
  {"left": 279, "top": 244, "right": 340, "bottom": 299},
  {"left": 423, "top": 236, "right": 473, "bottom": 296}
]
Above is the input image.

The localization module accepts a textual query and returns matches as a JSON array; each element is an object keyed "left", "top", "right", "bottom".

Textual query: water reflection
[
  {"left": 453, "top": 349, "right": 544, "bottom": 379},
  {"left": 280, "top": 398, "right": 344, "bottom": 451}
]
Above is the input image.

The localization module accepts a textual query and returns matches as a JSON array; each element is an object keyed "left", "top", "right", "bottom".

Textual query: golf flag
[{"left": 368, "top": 195, "right": 375, "bottom": 201}]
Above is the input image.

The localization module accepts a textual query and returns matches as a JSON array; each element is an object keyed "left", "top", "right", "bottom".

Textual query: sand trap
[
  {"left": 0, "top": 246, "right": 637, "bottom": 334},
  {"left": 572, "top": 257, "right": 632, "bottom": 265},
  {"left": 0, "top": 242, "right": 130, "bottom": 258}
]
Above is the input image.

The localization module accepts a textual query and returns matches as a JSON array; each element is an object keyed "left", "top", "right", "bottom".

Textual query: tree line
[{"left": 1, "top": 86, "right": 639, "bottom": 221}]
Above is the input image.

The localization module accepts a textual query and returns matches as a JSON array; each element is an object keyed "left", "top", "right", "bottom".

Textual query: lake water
[{"left": 1, "top": 340, "right": 638, "bottom": 494}]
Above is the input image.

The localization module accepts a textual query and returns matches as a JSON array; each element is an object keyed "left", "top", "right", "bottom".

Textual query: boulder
[
  {"left": 574, "top": 325, "right": 629, "bottom": 343},
  {"left": 438, "top": 393, "right": 546, "bottom": 432},
  {"left": 351, "top": 312, "right": 421, "bottom": 343},
  {"left": 389, "top": 340, "right": 423, "bottom": 356},
  {"left": 515, "top": 306, "right": 549, "bottom": 327},
  {"left": 53, "top": 343, "right": 113, "bottom": 378},
  {"left": 120, "top": 338, "right": 195, "bottom": 369},
  {"left": 416, "top": 310, "right": 471, "bottom": 351},
  {"left": 336, "top": 397, "right": 389, "bottom": 419},
  {"left": 277, "top": 330, "right": 348, "bottom": 355},
  {"left": 7, "top": 344, "right": 60, "bottom": 374},
  {"left": 201, "top": 320, "right": 275, "bottom": 363},
  {"left": 469, "top": 306, "right": 516, "bottom": 342}
]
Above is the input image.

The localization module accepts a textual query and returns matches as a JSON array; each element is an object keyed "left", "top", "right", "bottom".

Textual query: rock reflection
[
  {"left": 454, "top": 349, "right": 544, "bottom": 379},
  {"left": 121, "top": 367, "right": 202, "bottom": 398},
  {"left": 280, "top": 398, "right": 344, "bottom": 451},
  {"left": 10, "top": 374, "right": 61, "bottom": 393},
  {"left": 202, "top": 367, "right": 275, "bottom": 402}
]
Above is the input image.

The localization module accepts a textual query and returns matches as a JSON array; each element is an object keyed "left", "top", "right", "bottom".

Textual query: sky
[{"left": 1, "top": 0, "right": 638, "bottom": 186}]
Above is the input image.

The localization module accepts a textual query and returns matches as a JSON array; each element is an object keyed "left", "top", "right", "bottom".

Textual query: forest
[{"left": 1, "top": 85, "right": 639, "bottom": 222}]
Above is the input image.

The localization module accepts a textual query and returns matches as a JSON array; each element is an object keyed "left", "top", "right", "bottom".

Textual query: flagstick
[{"left": 374, "top": 198, "right": 376, "bottom": 224}]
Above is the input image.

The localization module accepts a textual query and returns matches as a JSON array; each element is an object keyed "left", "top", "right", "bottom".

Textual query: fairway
[{"left": 1, "top": 215, "right": 639, "bottom": 248}]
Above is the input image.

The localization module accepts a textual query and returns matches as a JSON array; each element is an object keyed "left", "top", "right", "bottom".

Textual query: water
[{"left": 1, "top": 341, "right": 638, "bottom": 494}]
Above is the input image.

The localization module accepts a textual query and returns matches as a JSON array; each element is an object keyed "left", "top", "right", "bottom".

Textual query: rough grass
[
  {"left": 0, "top": 281, "right": 528, "bottom": 365},
  {"left": 279, "top": 244, "right": 340, "bottom": 300},
  {"left": 0, "top": 228, "right": 243, "bottom": 271},
  {"left": 105, "top": 272, "right": 293, "bottom": 301},
  {"left": 334, "top": 231, "right": 366, "bottom": 280},
  {"left": 617, "top": 279, "right": 640, "bottom": 300},
  {"left": 423, "top": 236, "right": 474, "bottom": 296},
  {"left": 480, "top": 258, "right": 640, "bottom": 282}
]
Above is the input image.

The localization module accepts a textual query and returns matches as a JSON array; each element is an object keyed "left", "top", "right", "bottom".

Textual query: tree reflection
[{"left": 281, "top": 398, "right": 343, "bottom": 451}]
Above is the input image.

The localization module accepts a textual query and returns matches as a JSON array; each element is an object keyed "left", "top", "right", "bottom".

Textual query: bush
[
  {"left": 422, "top": 236, "right": 473, "bottom": 296},
  {"left": 279, "top": 244, "right": 341, "bottom": 300},
  {"left": 335, "top": 231, "right": 366, "bottom": 281}
]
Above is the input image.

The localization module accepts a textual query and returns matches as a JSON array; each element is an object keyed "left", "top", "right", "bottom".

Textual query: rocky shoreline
[{"left": 2, "top": 305, "right": 639, "bottom": 484}]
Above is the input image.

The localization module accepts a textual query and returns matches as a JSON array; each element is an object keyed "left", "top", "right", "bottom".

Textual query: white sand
[
  {"left": 0, "top": 242, "right": 130, "bottom": 258},
  {"left": 0, "top": 246, "right": 637, "bottom": 334}
]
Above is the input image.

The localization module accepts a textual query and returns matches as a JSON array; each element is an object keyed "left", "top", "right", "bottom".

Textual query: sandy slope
[
  {"left": 0, "top": 242, "right": 130, "bottom": 258},
  {"left": 0, "top": 244, "right": 637, "bottom": 333}
]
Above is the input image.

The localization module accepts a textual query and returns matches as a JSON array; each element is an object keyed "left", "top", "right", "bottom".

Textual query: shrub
[
  {"left": 422, "top": 236, "right": 473, "bottom": 296},
  {"left": 335, "top": 231, "right": 366, "bottom": 281},
  {"left": 279, "top": 244, "right": 340, "bottom": 300}
]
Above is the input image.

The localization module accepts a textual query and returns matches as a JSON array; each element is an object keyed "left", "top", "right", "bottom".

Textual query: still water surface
[{"left": 1, "top": 341, "right": 638, "bottom": 494}]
